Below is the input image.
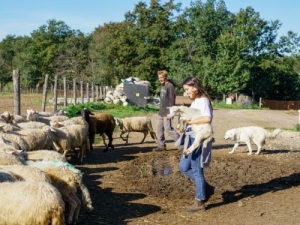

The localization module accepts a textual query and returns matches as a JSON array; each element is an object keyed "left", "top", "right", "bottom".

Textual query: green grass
[
  {"left": 212, "top": 101, "right": 263, "bottom": 109},
  {"left": 64, "top": 102, "right": 158, "bottom": 118},
  {"left": 294, "top": 123, "right": 300, "bottom": 132}
]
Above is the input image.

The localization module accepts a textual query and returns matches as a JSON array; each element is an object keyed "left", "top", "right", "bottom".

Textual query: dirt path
[{"left": 73, "top": 108, "right": 300, "bottom": 225}]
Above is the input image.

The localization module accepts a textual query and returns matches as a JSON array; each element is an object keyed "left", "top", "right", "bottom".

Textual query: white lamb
[
  {"left": 168, "top": 105, "right": 214, "bottom": 156},
  {"left": 115, "top": 117, "right": 157, "bottom": 144},
  {"left": 0, "top": 181, "right": 65, "bottom": 225}
]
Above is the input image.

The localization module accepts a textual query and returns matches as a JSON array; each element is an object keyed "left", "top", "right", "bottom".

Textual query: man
[{"left": 153, "top": 70, "right": 180, "bottom": 151}]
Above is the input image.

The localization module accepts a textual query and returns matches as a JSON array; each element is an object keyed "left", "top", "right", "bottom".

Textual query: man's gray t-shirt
[{"left": 158, "top": 82, "right": 176, "bottom": 117}]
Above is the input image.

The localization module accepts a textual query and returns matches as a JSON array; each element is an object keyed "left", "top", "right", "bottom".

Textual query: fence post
[
  {"left": 80, "top": 81, "right": 84, "bottom": 104},
  {"left": 86, "top": 83, "right": 89, "bottom": 103},
  {"left": 99, "top": 86, "right": 103, "bottom": 100},
  {"left": 91, "top": 82, "right": 95, "bottom": 102},
  {"left": 63, "top": 77, "right": 67, "bottom": 107},
  {"left": 259, "top": 97, "right": 262, "bottom": 108},
  {"left": 95, "top": 85, "right": 99, "bottom": 101},
  {"left": 73, "top": 78, "right": 77, "bottom": 104},
  {"left": 298, "top": 110, "right": 300, "bottom": 124},
  {"left": 13, "top": 70, "right": 21, "bottom": 115},
  {"left": 53, "top": 76, "right": 58, "bottom": 112},
  {"left": 41, "top": 74, "right": 49, "bottom": 112}
]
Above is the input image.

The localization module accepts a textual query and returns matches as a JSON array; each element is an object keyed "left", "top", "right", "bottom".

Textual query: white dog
[
  {"left": 224, "top": 126, "right": 282, "bottom": 155},
  {"left": 168, "top": 106, "right": 214, "bottom": 156}
]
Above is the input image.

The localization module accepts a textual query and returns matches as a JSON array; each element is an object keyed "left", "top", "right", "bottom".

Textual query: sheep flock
[{"left": 0, "top": 108, "right": 158, "bottom": 224}]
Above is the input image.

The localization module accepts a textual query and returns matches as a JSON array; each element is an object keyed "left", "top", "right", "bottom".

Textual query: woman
[{"left": 178, "top": 76, "right": 215, "bottom": 213}]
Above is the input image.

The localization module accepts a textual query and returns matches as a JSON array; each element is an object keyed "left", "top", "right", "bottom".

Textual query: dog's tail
[{"left": 267, "top": 128, "right": 282, "bottom": 139}]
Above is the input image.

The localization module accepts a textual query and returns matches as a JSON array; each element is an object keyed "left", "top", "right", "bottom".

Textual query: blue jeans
[{"left": 179, "top": 135, "right": 206, "bottom": 201}]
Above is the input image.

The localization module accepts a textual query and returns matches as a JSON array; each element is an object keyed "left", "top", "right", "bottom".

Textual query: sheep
[
  {"left": 50, "top": 120, "right": 89, "bottom": 163},
  {"left": 115, "top": 117, "right": 158, "bottom": 144},
  {"left": 27, "top": 150, "right": 67, "bottom": 162},
  {"left": 168, "top": 105, "right": 214, "bottom": 156},
  {"left": 0, "top": 169, "right": 18, "bottom": 182},
  {"left": 10, "top": 126, "right": 57, "bottom": 150},
  {"left": 0, "top": 132, "right": 31, "bottom": 151},
  {"left": 0, "top": 151, "right": 27, "bottom": 165},
  {"left": 0, "top": 181, "right": 65, "bottom": 225},
  {"left": 81, "top": 108, "right": 115, "bottom": 152},
  {"left": 26, "top": 160, "right": 93, "bottom": 224},
  {"left": 26, "top": 108, "right": 53, "bottom": 117},
  {"left": 16, "top": 121, "right": 48, "bottom": 129},
  {"left": 27, "top": 108, "right": 69, "bottom": 125},
  {"left": 0, "top": 164, "right": 52, "bottom": 183},
  {"left": 0, "top": 111, "right": 27, "bottom": 123}
]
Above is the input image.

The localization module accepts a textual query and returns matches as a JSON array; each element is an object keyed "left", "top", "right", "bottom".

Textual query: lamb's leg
[
  {"left": 183, "top": 134, "right": 202, "bottom": 156},
  {"left": 120, "top": 131, "right": 128, "bottom": 141},
  {"left": 150, "top": 131, "right": 158, "bottom": 143},
  {"left": 125, "top": 132, "right": 130, "bottom": 144},
  {"left": 89, "top": 133, "right": 95, "bottom": 150},
  {"left": 229, "top": 142, "right": 239, "bottom": 154},
  {"left": 140, "top": 131, "right": 148, "bottom": 143},
  {"left": 66, "top": 196, "right": 77, "bottom": 224},
  {"left": 70, "top": 192, "right": 81, "bottom": 224},
  {"left": 101, "top": 134, "right": 107, "bottom": 147}
]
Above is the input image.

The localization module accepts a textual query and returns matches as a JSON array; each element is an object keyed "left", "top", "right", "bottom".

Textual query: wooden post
[
  {"left": 41, "top": 74, "right": 49, "bottom": 112},
  {"left": 99, "top": 86, "right": 103, "bottom": 100},
  {"left": 73, "top": 78, "right": 77, "bottom": 104},
  {"left": 259, "top": 97, "right": 262, "bottom": 108},
  {"left": 298, "top": 110, "right": 300, "bottom": 124},
  {"left": 86, "top": 83, "right": 90, "bottom": 103},
  {"left": 13, "top": 70, "right": 21, "bottom": 115},
  {"left": 80, "top": 81, "right": 84, "bottom": 103},
  {"left": 53, "top": 76, "right": 58, "bottom": 112},
  {"left": 63, "top": 77, "right": 67, "bottom": 107},
  {"left": 95, "top": 85, "right": 99, "bottom": 101},
  {"left": 91, "top": 82, "right": 95, "bottom": 102}
]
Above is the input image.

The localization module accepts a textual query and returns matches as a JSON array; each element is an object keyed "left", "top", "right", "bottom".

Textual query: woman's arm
[{"left": 185, "top": 116, "right": 212, "bottom": 125}]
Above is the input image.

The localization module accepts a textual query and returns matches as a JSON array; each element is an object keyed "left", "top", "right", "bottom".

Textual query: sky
[{"left": 0, "top": 0, "right": 299, "bottom": 41}]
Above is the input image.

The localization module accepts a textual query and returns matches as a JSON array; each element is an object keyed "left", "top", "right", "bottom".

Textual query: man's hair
[{"left": 157, "top": 70, "right": 168, "bottom": 77}]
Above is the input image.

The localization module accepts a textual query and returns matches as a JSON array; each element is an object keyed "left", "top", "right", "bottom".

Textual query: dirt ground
[{"left": 66, "top": 108, "right": 300, "bottom": 225}]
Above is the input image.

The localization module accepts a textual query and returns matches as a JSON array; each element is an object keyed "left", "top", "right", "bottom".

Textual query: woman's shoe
[{"left": 185, "top": 200, "right": 205, "bottom": 213}]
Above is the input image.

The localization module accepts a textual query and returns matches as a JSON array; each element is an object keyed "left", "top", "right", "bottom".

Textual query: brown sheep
[{"left": 81, "top": 108, "right": 115, "bottom": 152}]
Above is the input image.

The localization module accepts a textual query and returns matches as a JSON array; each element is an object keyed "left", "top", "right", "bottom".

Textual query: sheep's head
[
  {"left": 81, "top": 108, "right": 94, "bottom": 122},
  {"left": 167, "top": 106, "right": 182, "bottom": 118},
  {"left": 115, "top": 118, "right": 124, "bottom": 129}
]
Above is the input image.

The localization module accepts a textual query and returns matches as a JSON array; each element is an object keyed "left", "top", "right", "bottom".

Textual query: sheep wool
[{"left": 0, "top": 181, "right": 65, "bottom": 225}]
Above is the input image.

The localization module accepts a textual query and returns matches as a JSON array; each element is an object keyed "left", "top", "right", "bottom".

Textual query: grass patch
[
  {"left": 294, "top": 123, "right": 300, "bottom": 132},
  {"left": 64, "top": 102, "right": 158, "bottom": 118}
]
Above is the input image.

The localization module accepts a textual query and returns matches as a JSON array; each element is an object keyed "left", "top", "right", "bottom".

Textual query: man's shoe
[
  {"left": 152, "top": 146, "right": 166, "bottom": 151},
  {"left": 205, "top": 183, "right": 215, "bottom": 202},
  {"left": 185, "top": 200, "right": 205, "bottom": 213}
]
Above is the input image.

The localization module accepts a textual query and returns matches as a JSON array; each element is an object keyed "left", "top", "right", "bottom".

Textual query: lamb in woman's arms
[{"left": 167, "top": 106, "right": 214, "bottom": 156}]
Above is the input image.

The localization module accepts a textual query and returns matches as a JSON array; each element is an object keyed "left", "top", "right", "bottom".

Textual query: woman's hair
[{"left": 182, "top": 76, "right": 211, "bottom": 101}]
